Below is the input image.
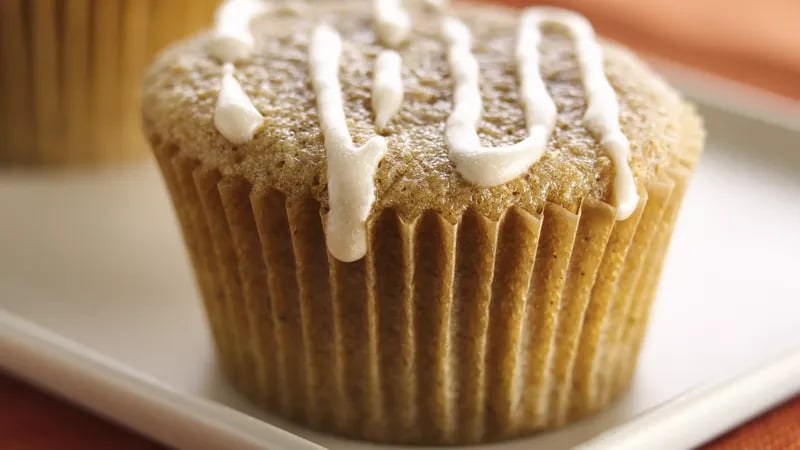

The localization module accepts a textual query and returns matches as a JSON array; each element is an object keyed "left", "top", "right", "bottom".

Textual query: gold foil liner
[
  {"left": 0, "top": 0, "right": 217, "bottom": 166},
  {"left": 152, "top": 134, "right": 699, "bottom": 444}
]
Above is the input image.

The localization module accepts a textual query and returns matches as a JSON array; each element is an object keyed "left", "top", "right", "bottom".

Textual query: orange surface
[
  {"left": 503, "top": 0, "right": 800, "bottom": 100},
  {"left": 0, "top": 372, "right": 162, "bottom": 450},
  {"left": 701, "top": 396, "right": 800, "bottom": 450},
  {"left": 2, "top": 0, "right": 799, "bottom": 449}
]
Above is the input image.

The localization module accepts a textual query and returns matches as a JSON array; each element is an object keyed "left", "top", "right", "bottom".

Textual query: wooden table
[{"left": 2, "top": 0, "right": 798, "bottom": 448}]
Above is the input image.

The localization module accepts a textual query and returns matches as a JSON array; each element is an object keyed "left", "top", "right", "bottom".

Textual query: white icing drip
[
  {"left": 310, "top": 24, "right": 388, "bottom": 262},
  {"left": 208, "top": 0, "right": 270, "bottom": 61},
  {"left": 374, "top": 0, "right": 411, "bottom": 47},
  {"left": 214, "top": 64, "right": 265, "bottom": 144},
  {"left": 524, "top": 7, "right": 639, "bottom": 219},
  {"left": 372, "top": 50, "right": 404, "bottom": 128},
  {"left": 441, "top": 17, "right": 556, "bottom": 187}
]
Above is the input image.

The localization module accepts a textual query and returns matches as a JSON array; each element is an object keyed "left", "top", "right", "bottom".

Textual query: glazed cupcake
[
  {"left": 142, "top": 0, "right": 704, "bottom": 444},
  {"left": 0, "top": 0, "right": 218, "bottom": 166}
]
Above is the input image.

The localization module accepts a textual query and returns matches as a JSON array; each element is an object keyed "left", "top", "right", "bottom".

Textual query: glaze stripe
[
  {"left": 522, "top": 7, "right": 639, "bottom": 219},
  {"left": 214, "top": 63, "right": 265, "bottom": 144},
  {"left": 442, "top": 8, "right": 639, "bottom": 219},
  {"left": 374, "top": 0, "right": 411, "bottom": 47},
  {"left": 208, "top": 0, "right": 269, "bottom": 61},
  {"left": 442, "top": 16, "right": 557, "bottom": 187},
  {"left": 372, "top": 50, "right": 404, "bottom": 128},
  {"left": 309, "top": 24, "right": 388, "bottom": 262},
  {"left": 207, "top": 1, "right": 640, "bottom": 263},
  {"left": 210, "top": 0, "right": 269, "bottom": 145}
]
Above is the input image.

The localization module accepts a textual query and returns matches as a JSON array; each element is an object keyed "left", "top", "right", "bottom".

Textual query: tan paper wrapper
[
  {"left": 0, "top": 0, "right": 216, "bottom": 166},
  {"left": 151, "top": 132, "right": 700, "bottom": 443}
]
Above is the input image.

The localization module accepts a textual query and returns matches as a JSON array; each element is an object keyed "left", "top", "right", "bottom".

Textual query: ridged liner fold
[
  {"left": 0, "top": 0, "right": 216, "bottom": 165},
  {"left": 152, "top": 135, "right": 697, "bottom": 444}
]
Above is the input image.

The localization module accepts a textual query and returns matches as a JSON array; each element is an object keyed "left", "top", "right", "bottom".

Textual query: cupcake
[
  {"left": 0, "top": 0, "right": 218, "bottom": 166},
  {"left": 142, "top": 0, "right": 704, "bottom": 444}
]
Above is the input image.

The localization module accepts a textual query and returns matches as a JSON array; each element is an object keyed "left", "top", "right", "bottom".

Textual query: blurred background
[{"left": 503, "top": 0, "right": 800, "bottom": 100}]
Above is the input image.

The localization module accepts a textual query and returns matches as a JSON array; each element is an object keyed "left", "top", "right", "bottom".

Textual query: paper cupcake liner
[
  {"left": 0, "top": 0, "right": 216, "bottom": 165},
  {"left": 152, "top": 134, "right": 698, "bottom": 444}
]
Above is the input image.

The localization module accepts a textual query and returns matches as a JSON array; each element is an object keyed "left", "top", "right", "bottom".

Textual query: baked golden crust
[{"left": 142, "top": 0, "right": 702, "bottom": 219}]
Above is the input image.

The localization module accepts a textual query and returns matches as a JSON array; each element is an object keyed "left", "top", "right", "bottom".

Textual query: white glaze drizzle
[
  {"left": 209, "top": 0, "right": 268, "bottom": 144},
  {"left": 206, "top": 0, "right": 640, "bottom": 264},
  {"left": 310, "top": 24, "right": 388, "bottom": 262},
  {"left": 214, "top": 63, "right": 265, "bottom": 144},
  {"left": 441, "top": 17, "right": 557, "bottom": 187},
  {"left": 372, "top": 50, "right": 404, "bottom": 128},
  {"left": 208, "top": 0, "right": 270, "bottom": 61},
  {"left": 374, "top": 0, "right": 411, "bottom": 47},
  {"left": 523, "top": 7, "right": 638, "bottom": 219},
  {"left": 441, "top": 10, "right": 639, "bottom": 219}
]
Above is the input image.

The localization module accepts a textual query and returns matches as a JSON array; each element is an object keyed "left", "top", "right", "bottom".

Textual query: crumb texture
[{"left": 142, "top": 0, "right": 701, "bottom": 219}]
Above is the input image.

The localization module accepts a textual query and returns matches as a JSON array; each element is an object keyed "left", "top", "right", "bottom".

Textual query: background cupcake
[
  {"left": 0, "top": 0, "right": 219, "bottom": 166},
  {"left": 143, "top": 0, "right": 704, "bottom": 444}
]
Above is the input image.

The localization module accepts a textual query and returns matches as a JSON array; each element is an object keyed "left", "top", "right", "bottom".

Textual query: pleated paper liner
[
  {"left": 0, "top": 0, "right": 217, "bottom": 166},
  {"left": 151, "top": 131, "right": 700, "bottom": 444}
]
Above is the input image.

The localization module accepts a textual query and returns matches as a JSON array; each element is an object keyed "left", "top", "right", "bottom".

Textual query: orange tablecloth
[
  {"left": 0, "top": 372, "right": 161, "bottom": 449},
  {"left": 2, "top": 1, "right": 799, "bottom": 449},
  {"left": 702, "top": 396, "right": 800, "bottom": 450}
]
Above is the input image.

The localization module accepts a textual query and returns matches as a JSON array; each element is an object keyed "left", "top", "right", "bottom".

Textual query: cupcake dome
[
  {"left": 143, "top": 0, "right": 704, "bottom": 444},
  {"left": 0, "top": 0, "right": 218, "bottom": 165}
]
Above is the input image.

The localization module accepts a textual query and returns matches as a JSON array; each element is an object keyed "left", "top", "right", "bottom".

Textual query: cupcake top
[{"left": 142, "top": 0, "right": 702, "bottom": 261}]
